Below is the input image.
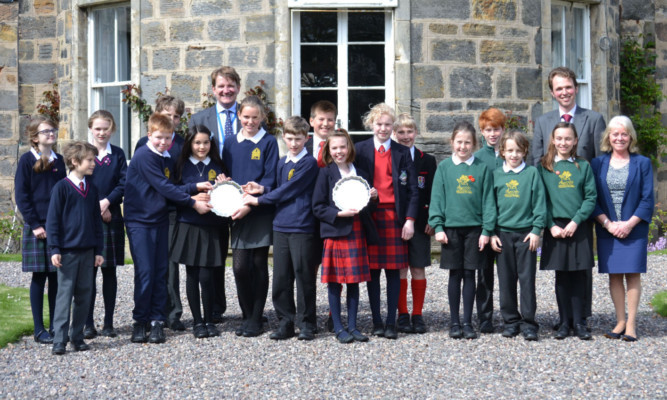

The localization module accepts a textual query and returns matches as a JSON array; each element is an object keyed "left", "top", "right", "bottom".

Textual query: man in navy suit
[{"left": 531, "top": 66, "right": 606, "bottom": 329}]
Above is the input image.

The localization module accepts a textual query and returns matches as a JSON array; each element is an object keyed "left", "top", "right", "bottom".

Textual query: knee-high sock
[
  {"left": 367, "top": 269, "right": 382, "bottom": 325},
  {"left": 186, "top": 266, "right": 203, "bottom": 324},
  {"left": 462, "top": 270, "right": 476, "bottom": 324},
  {"left": 398, "top": 278, "right": 409, "bottom": 314},
  {"left": 448, "top": 270, "right": 463, "bottom": 325},
  {"left": 328, "top": 283, "right": 343, "bottom": 333},
  {"left": 30, "top": 272, "right": 48, "bottom": 333},
  {"left": 411, "top": 279, "right": 427, "bottom": 316},
  {"left": 346, "top": 283, "right": 360, "bottom": 331},
  {"left": 199, "top": 267, "right": 214, "bottom": 324},
  {"left": 385, "top": 269, "right": 400, "bottom": 326}
]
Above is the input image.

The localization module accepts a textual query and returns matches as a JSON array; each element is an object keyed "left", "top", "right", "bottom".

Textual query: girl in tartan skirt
[
  {"left": 84, "top": 110, "right": 127, "bottom": 339},
  {"left": 14, "top": 115, "right": 66, "bottom": 344},
  {"left": 312, "top": 130, "right": 378, "bottom": 344}
]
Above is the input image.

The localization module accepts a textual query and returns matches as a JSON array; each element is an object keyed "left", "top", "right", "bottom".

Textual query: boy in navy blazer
[{"left": 47, "top": 142, "right": 104, "bottom": 355}]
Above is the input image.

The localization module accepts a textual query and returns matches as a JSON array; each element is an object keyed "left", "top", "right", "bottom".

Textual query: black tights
[
  {"left": 555, "top": 270, "right": 587, "bottom": 327},
  {"left": 448, "top": 269, "right": 476, "bottom": 326},
  {"left": 86, "top": 266, "right": 117, "bottom": 328},
  {"left": 30, "top": 271, "right": 57, "bottom": 334},
  {"left": 367, "top": 269, "right": 400, "bottom": 326},
  {"left": 232, "top": 247, "right": 269, "bottom": 331},
  {"left": 186, "top": 266, "right": 215, "bottom": 325}
]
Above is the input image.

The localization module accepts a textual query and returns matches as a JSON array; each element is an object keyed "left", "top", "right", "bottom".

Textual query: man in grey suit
[{"left": 531, "top": 66, "right": 606, "bottom": 331}]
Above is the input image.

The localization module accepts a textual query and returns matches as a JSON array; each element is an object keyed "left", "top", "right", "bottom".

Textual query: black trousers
[
  {"left": 271, "top": 231, "right": 319, "bottom": 331},
  {"left": 476, "top": 249, "right": 495, "bottom": 323},
  {"left": 495, "top": 231, "right": 537, "bottom": 330},
  {"left": 166, "top": 212, "right": 182, "bottom": 324}
]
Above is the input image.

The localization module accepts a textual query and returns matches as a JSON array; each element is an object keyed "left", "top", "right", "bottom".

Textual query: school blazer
[
  {"left": 591, "top": 153, "right": 654, "bottom": 240},
  {"left": 353, "top": 139, "right": 419, "bottom": 223},
  {"left": 413, "top": 147, "right": 437, "bottom": 232},
  {"left": 312, "top": 163, "right": 379, "bottom": 244},
  {"left": 531, "top": 107, "right": 606, "bottom": 166}
]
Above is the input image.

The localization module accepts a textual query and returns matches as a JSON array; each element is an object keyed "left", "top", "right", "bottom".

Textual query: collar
[
  {"left": 216, "top": 102, "right": 237, "bottom": 115},
  {"left": 560, "top": 104, "right": 577, "bottom": 120},
  {"left": 95, "top": 142, "right": 112, "bottom": 160},
  {"left": 409, "top": 146, "right": 415, "bottom": 161},
  {"left": 236, "top": 127, "right": 266, "bottom": 144},
  {"left": 286, "top": 147, "right": 307, "bottom": 164},
  {"left": 503, "top": 161, "right": 526, "bottom": 173},
  {"left": 30, "top": 148, "right": 57, "bottom": 162},
  {"left": 189, "top": 156, "right": 211, "bottom": 165},
  {"left": 373, "top": 137, "right": 391, "bottom": 152},
  {"left": 146, "top": 141, "right": 171, "bottom": 158},
  {"left": 67, "top": 173, "right": 85, "bottom": 188},
  {"left": 338, "top": 163, "right": 357, "bottom": 178},
  {"left": 554, "top": 155, "right": 575, "bottom": 163},
  {"left": 452, "top": 154, "right": 475, "bottom": 166}
]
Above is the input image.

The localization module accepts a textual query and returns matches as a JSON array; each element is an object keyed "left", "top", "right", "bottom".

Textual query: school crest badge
[
  {"left": 399, "top": 170, "right": 407, "bottom": 185},
  {"left": 558, "top": 170, "right": 574, "bottom": 189},
  {"left": 288, "top": 168, "right": 295, "bottom": 181},
  {"left": 208, "top": 169, "right": 217, "bottom": 182},
  {"left": 456, "top": 174, "right": 472, "bottom": 194},
  {"left": 164, "top": 167, "right": 170, "bottom": 179},
  {"left": 251, "top": 148, "right": 261, "bottom": 160},
  {"left": 504, "top": 179, "right": 519, "bottom": 198},
  {"left": 418, "top": 176, "right": 425, "bottom": 189}
]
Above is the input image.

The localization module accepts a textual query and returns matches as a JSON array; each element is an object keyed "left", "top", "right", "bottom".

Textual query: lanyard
[{"left": 215, "top": 109, "right": 236, "bottom": 156}]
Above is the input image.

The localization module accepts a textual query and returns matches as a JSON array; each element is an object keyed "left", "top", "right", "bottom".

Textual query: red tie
[
  {"left": 317, "top": 141, "right": 326, "bottom": 168},
  {"left": 378, "top": 145, "right": 386, "bottom": 154},
  {"left": 79, "top": 182, "right": 85, "bottom": 191},
  {"left": 563, "top": 114, "right": 572, "bottom": 123}
]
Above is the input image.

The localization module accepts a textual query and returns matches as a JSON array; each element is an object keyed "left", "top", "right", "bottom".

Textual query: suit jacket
[
  {"left": 591, "top": 153, "right": 654, "bottom": 240},
  {"left": 354, "top": 138, "right": 419, "bottom": 223},
  {"left": 312, "top": 163, "right": 378, "bottom": 244},
  {"left": 188, "top": 104, "right": 243, "bottom": 157},
  {"left": 413, "top": 147, "right": 437, "bottom": 232},
  {"left": 531, "top": 106, "right": 606, "bottom": 165}
]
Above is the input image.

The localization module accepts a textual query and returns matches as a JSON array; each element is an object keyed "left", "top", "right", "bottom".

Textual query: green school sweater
[
  {"left": 474, "top": 141, "right": 503, "bottom": 172},
  {"left": 538, "top": 159, "right": 597, "bottom": 228},
  {"left": 428, "top": 157, "right": 497, "bottom": 236},
  {"left": 493, "top": 165, "right": 547, "bottom": 235}
]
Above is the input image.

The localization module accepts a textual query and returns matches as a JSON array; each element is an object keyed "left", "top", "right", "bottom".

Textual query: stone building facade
[{"left": 0, "top": 0, "right": 666, "bottom": 215}]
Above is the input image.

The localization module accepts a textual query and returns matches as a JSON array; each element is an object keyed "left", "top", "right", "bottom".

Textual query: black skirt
[
  {"left": 169, "top": 222, "right": 229, "bottom": 267},
  {"left": 540, "top": 219, "right": 593, "bottom": 272}
]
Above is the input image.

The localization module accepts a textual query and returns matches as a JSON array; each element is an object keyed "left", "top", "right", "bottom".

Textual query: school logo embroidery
[
  {"left": 208, "top": 169, "right": 217, "bottom": 182},
  {"left": 164, "top": 167, "right": 170, "bottom": 179},
  {"left": 558, "top": 170, "right": 574, "bottom": 189},
  {"left": 456, "top": 175, "right": 472, "bottom": 194},
  {"left": 288, "top": 168, "right": 295, "bottom": 181},
  {"left": 418, "top": 176, "right": 425, "bottom": 189},
  {"left": 251, "top": 148, "right": 261, "bottom": 160},
  {"left": 504, "top": 179, "right": 519, "bottom": 198},
  {"left": 399, "top": 170, "right": 407, "bottom": 186}
]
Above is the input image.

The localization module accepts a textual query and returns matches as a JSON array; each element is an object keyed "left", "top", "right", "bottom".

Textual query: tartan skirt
[
  {"left": 367, "top": 206, "right": 408, "bottom": 270},
  {"left": 101, "top": 219, "right": 125, "bottom": 268},
  {"left": 21, "top": 224, "right": 56, "bottom": 273},
  {"left": 321, "top": 216, "right": 371, "bottom": 284}
]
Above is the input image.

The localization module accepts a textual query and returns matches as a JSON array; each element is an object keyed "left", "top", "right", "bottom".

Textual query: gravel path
[{"left": 1, "top": 256, "right": 665, "bottom": 399}]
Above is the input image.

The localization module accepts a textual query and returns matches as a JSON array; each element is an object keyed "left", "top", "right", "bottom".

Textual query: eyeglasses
[{"left": 37, "top": 129, "right": 57, "bottom": 136}]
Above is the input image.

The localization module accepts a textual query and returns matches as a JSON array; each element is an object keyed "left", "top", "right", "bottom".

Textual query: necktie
[
  {"left": 224, "top": 110, "right": 234, "bottom": 136},
  {"left": 317, "top": 142, "right": 325, "bottom": 168},
  {"left": 378, "top": 145, "right": 385, "bottom": 154},
  {"left": 562, "top": 114, "right": 572, "bottom": 123},
  {"left": 79, "top": 182, "right": 84, "bottom": 191}
]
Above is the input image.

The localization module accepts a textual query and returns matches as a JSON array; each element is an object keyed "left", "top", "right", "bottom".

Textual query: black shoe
[
  {"left": 463, "top": 323, "right": 477, "bottom": 339},
  {"left": 243, "top": 328, "right": 264, "bottom": 338},
  {"left": 574, "top": 324, "right": 592, "bottom": 341},
  {"left": 335, "top": 329, "right": 354, "bottom": 344},
  {"left": 193, "top": 323, "right": 208, "bottom": 339},
  {"left": 83, "top": 326, "right": 98, "bottom": 340},
  {"left": 479, "top": 320, "right": 494, "bottom": 334},
  {"left": 411, "top": 314, "right": 427, "bottom": 334},
  {"left": 34, "top": 329, "right": 54, "bottom": 344},
  {"left": 449, "top": 324, "right": 463, "bottom": 339},
  {"left": 397, "top": 313, "right": 413, "bottom": 333},
  {"left": 72, "top": 340, "right": 90, "bottom": 352},
  {"left": 100, "top": 326, "right": 117, "bottom": 338},
  {"left": 555, "top": 324, "right": 570, "bottom": 340},
  {"left": 604, "top": 329, "right": 625, "bottom": 340},
  {"left": 298, "top": 329, "right": 315, "bottom": 341},
  {"left": 148, "top": 321, "right": 166, "bottom": 344},
  {"left": 326, "top": 315, "right": 334, "bottom": 333},
  {"left": 269, "top": 326, "right": 295, "bottom": 340},
  {"left": 372, "top": 323, "right": 385, "bottom": 337},
  {"left": 206, "top": 323, "right": 220, "bottom": 337},
  {"left": 523, "top": 329, "right": 539, "bottom": 341},
  {"left": 211, "top": 314, "right": 224, "bottom": 324},
  {"left": 131, "top": 322, "right": 147, "bottom": 343},
  {"left": 169, "top": 320, "right": 186, "bottom": 332},
  {"left": 51, "top": 342, "right": 66, "bottom": 355},
  {"left": 384, "top": 325, "right": 398, "bottom": 340},
  {"left": 502, "top": 325, "right": 520, "bottom": 338},
  {"left": 349, "top": 329, "right": 369, "bottom": 342}
]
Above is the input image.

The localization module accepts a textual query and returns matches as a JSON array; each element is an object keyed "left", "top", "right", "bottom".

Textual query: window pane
[
  {"left": 93, "top": 8, "right": 116, "bottom": 83},
  {"left": 348, "top": 89, "right": 384, "bottom": 131},
  {"left": 301, "top": 45, "right": 337, "bottom": 87},
  {"left": 551, "top": 5, "right": 563, "bottom": 69},
  {"left": 93, "top": 86, "right": 129, "bottom": 149},
  {"left": 348, "top": 12, "right": 384, "bottom": 42},
  {"left": 300, "top": 90, "right": 338, "bottom": 127},
  {"left": 348, "top": 44, "right": 384, "bottom": 86},
  {"left": 573, "top": 7, "right": 585, "bottom": 79},
  {"left": 116, "top": 7, "right": 130, "bottom": 82},
  {"left": 300, "top": 12, "right": 337, "bottom": 43}
]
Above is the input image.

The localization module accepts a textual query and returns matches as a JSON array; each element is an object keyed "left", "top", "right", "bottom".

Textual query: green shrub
[{"left": 650, "top": 290, "right": 667, "bottom": 317}]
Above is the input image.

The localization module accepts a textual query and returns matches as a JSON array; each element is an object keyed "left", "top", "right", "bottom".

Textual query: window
[
  {"left": 88, "top": 4, "right": 132, "bottom": 153},
  {"left": 551, "top": 1, "right": 591, "bottom": 108},
  {"left": 291, "top": 9, "right": 394, "bottom": 134}
]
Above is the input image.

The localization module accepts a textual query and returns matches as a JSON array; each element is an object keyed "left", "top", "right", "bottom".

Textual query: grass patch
[
  {"left": 0, "top": 253, "right": 22, "bottom": 262},
  {"left": 0, "top": 284, "right": 48, "bottom": 348},
  {"left": 650, "top": 290, "right": 667, "bottom": 317}
]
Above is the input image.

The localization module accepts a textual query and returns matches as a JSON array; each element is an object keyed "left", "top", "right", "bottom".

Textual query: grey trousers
[{"left": 52, "top": 249, "right": 94, "bottom": 343}]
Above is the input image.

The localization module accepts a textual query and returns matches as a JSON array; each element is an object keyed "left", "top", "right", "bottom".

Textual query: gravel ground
[{"left": 0, "top": 256, "right": 665, "bottom": 399}]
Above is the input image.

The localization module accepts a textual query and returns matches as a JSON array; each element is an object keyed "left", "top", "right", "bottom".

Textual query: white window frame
[
  {"left": 551, "top": 1, "right": 592, "bottom": 109},
  {"left": 87, "top": 4, "right": 132, "bottom": 152},
  {"left": 291, "top": 9, "right": 395, "bottom": 134}
]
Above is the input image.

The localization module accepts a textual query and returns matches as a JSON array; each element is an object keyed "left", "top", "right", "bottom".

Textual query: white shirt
[
  {"left": 67, "top": 173, "right": 86, "bottom": 190},
  {"left": 236, "top": 127, "right": 267, "bottom": 144},
  {"left": 338, "top": 163, "right": 357, "bottom": 178},
  {"left": 560, "top": 104, "right": 577, "bottom": 121},
  {"left": 409, "top": 146, "right": 415, "bottom": 161},
  {"left": 96, "top": 142, "right": 112, "bottom": 160},
  {"left": 373, "top": 137, "right": 392, "bottom": 152},
  {"left": 502, "top": 161, "right": 526, "bottom": 173},
  {"left": 286, "top": 148, "right": 307, "bottom": 164},
  {"left": 554, "top": 155, "right": 575, "bottom": 163},
  {"left": 30, "top": 148, "right": 58, "bottom": 162},
  {"left": 451, "top": 154, "right": 475, "bottom": 166},
  {"left": 189, "top": 156, "right": 211, "bottom": 166},
  {"left": 312, "top": 136, "right": 326, "bottom": 159},
  {"left": 146, "top": 141, "right": 170, "bottom": 158}
]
